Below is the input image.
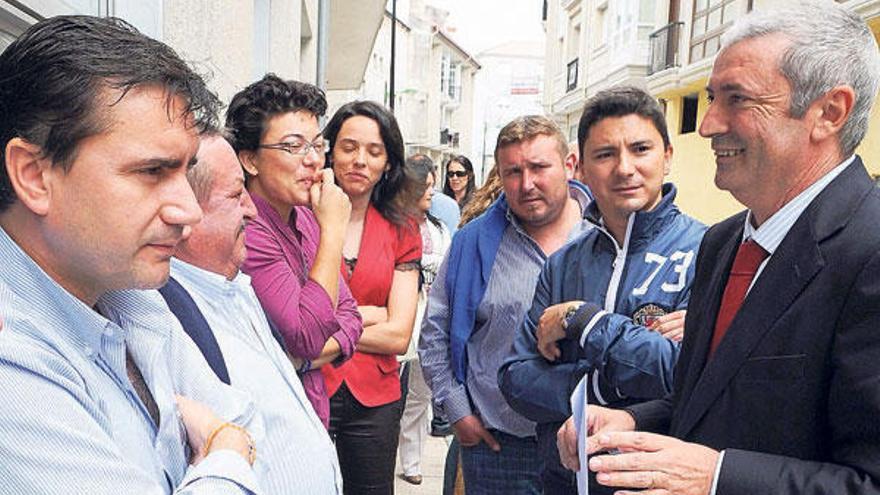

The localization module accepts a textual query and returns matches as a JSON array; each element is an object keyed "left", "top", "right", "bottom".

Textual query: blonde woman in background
[{"left": 459, "top": 165, "right": 502, "bottom": 227}]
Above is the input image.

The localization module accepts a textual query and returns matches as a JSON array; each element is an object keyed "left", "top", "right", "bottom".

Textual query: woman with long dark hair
[
  {"left": 322, "top": 100, "right": 422, "bottom": 494},
  {"left": 397, "top": 154, "right": 452, "bottom": 486},
  {"left": 442, "top": 155, "right": 476, "bottom": 208}
]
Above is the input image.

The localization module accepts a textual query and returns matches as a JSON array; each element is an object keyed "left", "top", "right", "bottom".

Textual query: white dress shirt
[{"left": 171, "top": 258, "right": 343, "bottom": 494}]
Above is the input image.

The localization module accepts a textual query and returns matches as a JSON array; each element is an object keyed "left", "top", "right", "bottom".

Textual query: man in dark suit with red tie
[{"left": 552, "top": 1, "right": 880, "bottom": 493}]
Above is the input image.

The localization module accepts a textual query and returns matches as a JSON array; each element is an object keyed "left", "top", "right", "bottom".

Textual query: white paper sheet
[{"left": 569, "top": 376, "right": 589, "bottom": 495}]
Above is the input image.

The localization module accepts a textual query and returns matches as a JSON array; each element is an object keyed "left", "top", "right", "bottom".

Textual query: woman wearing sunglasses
[
  {"left": 322, "top": 100, "right": 422, "bottom": 494},
  {"left": 442, "top": 154, "right": 476, "bottom": 208}
]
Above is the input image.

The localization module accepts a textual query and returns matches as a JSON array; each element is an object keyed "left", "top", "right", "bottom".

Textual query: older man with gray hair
[
  {"left": 165, "top": 132, "right": 344, "bottom": 494},
  {"left": 557, "top": 1, "right": 880, "bottom": 494}
]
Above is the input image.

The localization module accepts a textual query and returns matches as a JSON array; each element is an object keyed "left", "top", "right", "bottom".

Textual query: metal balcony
[{"left": 648, "top": 21, "right": 684, "bottom": 75}]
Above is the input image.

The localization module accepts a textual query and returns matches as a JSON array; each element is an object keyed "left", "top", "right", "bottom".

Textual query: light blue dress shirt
[
  {"left": 421, "top": 186, "right": 592, "bottom": 437},
  {"left": 170, "top": 258, "right": 343, "bottom": 494},
  {"left": 0, "top": 226, "right": 265, "bottom": 494},
  {"left": 429, "top": 190, "right": 461, "bottom": 235}
]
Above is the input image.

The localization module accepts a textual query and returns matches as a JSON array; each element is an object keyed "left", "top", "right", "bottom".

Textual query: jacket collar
[{"left": 586, "top": 183, "right": 680, "bottom": 251}]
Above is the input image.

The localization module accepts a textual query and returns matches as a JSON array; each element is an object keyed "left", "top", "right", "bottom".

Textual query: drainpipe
[
  {"left": 389, "top": 0, "right": 397, "bottom": 113},
  {"left": 316, "top": 0, "right": 329, "bottom": 90}
]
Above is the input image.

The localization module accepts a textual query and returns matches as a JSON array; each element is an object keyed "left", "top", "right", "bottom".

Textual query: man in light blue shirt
[
  {"left": 419, "top": 115, "right": 593, "bottom": 493},
  {"left": 429, "top": 189, "right": 461, "bottom": 235},
  {"left": 169, "top": 131, "right": 344, "bottom": 494},
  {"left": 0, "top": 16, "right": 262, "bottom": 494}
]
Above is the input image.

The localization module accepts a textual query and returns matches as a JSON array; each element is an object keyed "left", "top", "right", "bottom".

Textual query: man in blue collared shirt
[
  {"left": 419, "top": 115, "right": 593, "bottom": 493},
  {"left": 0, "top": 16, "right": 262, "bottom": 494},
  {"left": 169, "top": 132, "right": 343, "bottom": 494}
]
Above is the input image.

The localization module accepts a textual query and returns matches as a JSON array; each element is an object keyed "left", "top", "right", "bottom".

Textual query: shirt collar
[
  {"left": 170, "top": 257, "right": 251, "bottom": 306},
  {"left": 0, "top": 226, "right": 112, "bottom": 360},
  {"left": 743, "top": 155, "right": 854, "bottom": 254}
]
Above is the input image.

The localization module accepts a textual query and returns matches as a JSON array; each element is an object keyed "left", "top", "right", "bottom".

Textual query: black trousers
[{"left": 329, "top": 383, "right": 404, "bottom": 495}]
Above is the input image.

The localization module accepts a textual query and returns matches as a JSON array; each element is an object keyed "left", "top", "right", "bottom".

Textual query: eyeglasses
[
  {"left": 259, "top": 137, "right": 328, "bottom": 156},
  {"left": 447, "top": 170, "right": 469, "bottom": 178}
]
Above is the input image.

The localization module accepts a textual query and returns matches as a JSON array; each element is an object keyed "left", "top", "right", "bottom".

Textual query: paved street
[{"left": 395, "top": 435, "right": 451, "bottom": 495}]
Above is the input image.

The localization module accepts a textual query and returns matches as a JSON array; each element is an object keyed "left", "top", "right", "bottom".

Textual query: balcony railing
[
  {"left": 648, "top": 21, "right": 684, "bottom": 75},
  {"left": 566, "top": 58, "right": 578, "bottom": 92}
]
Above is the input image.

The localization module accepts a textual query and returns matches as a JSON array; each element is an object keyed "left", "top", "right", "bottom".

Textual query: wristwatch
[{"left": 561, "top": 303, "right": 581, "bottom": 332}]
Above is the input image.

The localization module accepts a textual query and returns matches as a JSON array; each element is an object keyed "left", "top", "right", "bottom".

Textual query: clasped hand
[{"left": 557, "top": 405, "right": 718, "bottom": 495}]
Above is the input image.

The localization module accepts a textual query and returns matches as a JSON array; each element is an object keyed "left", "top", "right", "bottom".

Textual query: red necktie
[{"left": 709, "top": 240, "right": 768, "bottom": 356}]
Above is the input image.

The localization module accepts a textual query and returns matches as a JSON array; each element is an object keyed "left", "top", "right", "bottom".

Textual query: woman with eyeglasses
[
  {"left": 225, "top": 74, "right": 363, "bottom": 429},
  {"left": 321, "top": 100, "right": 422, "bottom": 494},
  {"left": 443, "top": 154, "right": 476, "bottom": 208}
]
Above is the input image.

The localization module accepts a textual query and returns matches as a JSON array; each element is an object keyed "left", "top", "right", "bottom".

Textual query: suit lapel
[
  {"left": 674, "top": 223, "right": 741, "bottom": 417},
  {"left": 676, "top": 218, "right": 823, "bottom": 436},
  {"left": 674, "top": 157, "right": 872, "bottom": 438}
]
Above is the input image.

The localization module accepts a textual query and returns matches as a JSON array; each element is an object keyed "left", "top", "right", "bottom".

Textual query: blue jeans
[
  {"left": 459, "top": 430, "right": 542, "bottom": 494},
  {"left": 443, "top": 437, "right": 460, "bottom": 495}
]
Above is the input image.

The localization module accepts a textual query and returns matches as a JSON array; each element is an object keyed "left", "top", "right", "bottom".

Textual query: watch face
[
  {"left": 563, "top": 305, "right": 579, "bottom": 328},
  {"left": 632, "top": 303, "right": 670, "bottom": 327}
]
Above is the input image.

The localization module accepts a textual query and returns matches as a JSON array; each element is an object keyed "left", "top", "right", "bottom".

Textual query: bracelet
[{"left": 203, "top": 422, "right": 256, "bottom": 466}]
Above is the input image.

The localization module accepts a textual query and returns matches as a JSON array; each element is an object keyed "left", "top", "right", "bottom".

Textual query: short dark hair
[
  {"left": 324, "top": 100, "right": 416, "bottom": 226},
  {"left": 225, "top": 74, "right": 327, "bottom": 153},
  {"left": 408, "top": 154, "right": 436, "bottom": 183},
  {"left": 442, "top": 155, "right": 476, "bottom": 205},
  {"left": 577, "top": 86, "right": 670, "bottom": 163},
  {"left": 0, "top": 15, "right": 220, "bottom": 212}
]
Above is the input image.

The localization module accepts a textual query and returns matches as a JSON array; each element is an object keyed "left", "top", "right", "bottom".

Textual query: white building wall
[
  {"left": 472, "top": 42, "right": 544, "bottom": 181},
  {"left": 3, "top": 0, "right": 321, "bottom": 107}
]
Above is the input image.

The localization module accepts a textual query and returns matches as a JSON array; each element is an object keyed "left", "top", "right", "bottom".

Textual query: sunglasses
[{"left": 447, "top": 170, "right": 469, "bottom": 178}]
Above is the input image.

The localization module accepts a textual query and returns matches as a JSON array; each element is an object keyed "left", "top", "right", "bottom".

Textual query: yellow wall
[{"left": 660, "top": 83, "right": 744, "bottom": 225}]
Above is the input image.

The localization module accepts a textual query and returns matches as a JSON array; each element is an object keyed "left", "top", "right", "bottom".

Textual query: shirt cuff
[
  {"left": 709, "top": 450, "right": 725, "bottom": 495},
  {"left": 181, "top": 448, "right": 260, "bottom": 493},
  {"left": 329, "top": 328, "right": 356, "bottom": 364},
  {"left": 442, "top": 387, "right": 473, "bottom": 425},
  {"left": 569, "top": 304, "right": 607, "bottom": 348}
]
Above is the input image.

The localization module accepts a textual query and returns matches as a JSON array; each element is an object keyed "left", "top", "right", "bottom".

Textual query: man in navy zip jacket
[{"left": 499, "top": 87, "right": 706, "bottom": 494}]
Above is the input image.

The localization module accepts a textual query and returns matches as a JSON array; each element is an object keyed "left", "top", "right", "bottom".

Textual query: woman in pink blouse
[
  {"left": 322, "top": 101, "right": 422, "bottom": 494},
  {"left": 224, "top": 74, "right": 363, "bottom": 428}
]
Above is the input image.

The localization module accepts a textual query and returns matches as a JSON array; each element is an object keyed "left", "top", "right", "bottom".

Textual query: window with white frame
[
  {"left": 690, "top": 0, "right": 751, "bottom": 63},
  {"left": 606, "top": 0, "right": 638, "bottom": 51}
]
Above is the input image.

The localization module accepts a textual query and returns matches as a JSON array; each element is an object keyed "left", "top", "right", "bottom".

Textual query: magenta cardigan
[{"left": 242, "top": 193, "right": 362, "bottom": 428}]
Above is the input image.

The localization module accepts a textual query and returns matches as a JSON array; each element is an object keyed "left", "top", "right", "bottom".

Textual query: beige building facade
[
  {"left": 543, "top": 0, "right": 656, "bottom": 147},
  {"left": 545, "top": 0, "right": 880, "bottom": 224},
  {"left": 1, "top": 0, "right": 385, "bottom": 106},
  {"left": 327, "top": 0, "right": 479, "bottom": 175}
]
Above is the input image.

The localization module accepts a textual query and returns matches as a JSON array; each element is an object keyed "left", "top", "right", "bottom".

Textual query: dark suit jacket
[{"left": 629, "top": 157, "right": 880, "bottom": 494}]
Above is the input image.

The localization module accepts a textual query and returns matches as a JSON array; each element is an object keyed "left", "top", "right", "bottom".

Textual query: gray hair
[
  {"left": 187, "top": 128, "right": 231, "bottom": 204},
  {"left": 721, "top": 0, "right": 880, "bottom": 156}
]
